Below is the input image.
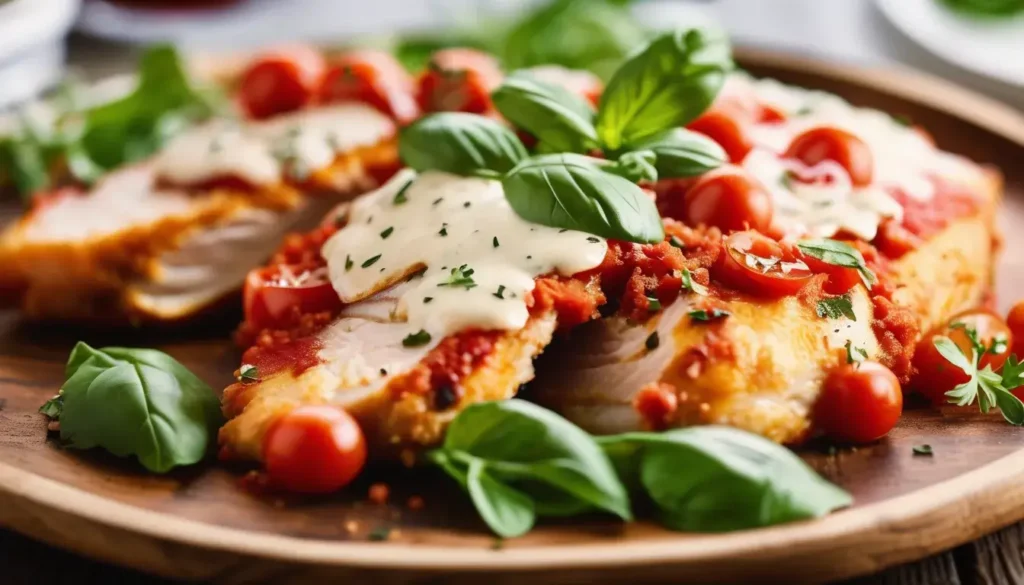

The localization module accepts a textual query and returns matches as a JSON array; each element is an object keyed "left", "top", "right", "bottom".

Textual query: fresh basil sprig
[
  {"left": 503, "top": 153, "right": 664, "bottom": 243},
  {"left": 491, "top": 71, "right": 599, "bottom": 154},
  {"left": 606, "top": 149, "right": 658, "bottom": 183},
  {"left": 596, "top": 27, "right": 732, "bottom": 150},
  {"left": 626, "top": 128, "right": 727, "bottom": 178},
  {"left": 399, "top": 113, "right": 527, "bottom": 178},
  {"left": 598, "top": 428, "right": 852, "bottom": 532},
  {"left": 38, "top": 342, "right": 223, "bottom": 472},
  {"left": 432, "top": 399, "right": 851, "bottom": 537},
  {"left": 797, "top": 239, "right": 877, "bottom": 288},
  {"left": 428, "top": 399, "right": 632, "bottom": 538}
]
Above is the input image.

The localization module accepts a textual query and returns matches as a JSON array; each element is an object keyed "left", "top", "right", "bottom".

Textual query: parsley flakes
[
  {"left": 362, "top": 254, "right": 382, "bottom": 268},
  {"left": 239, "top": 364, "right": 259, "bottom": 383},
  {"left": 403, "top": 330, "right": 432, "bottom": 347},
  {"left": 438, "top": 265, "right": 477, "bottom": 289},
  {"left": 912, "top": 444, "right": 934, "bottom": 456},
  {"left": 816, "top": 296, "right": 856, "bottom": 321},
  {"left": 393, "top": 180, "right": 413, "bottom": 205},
  {"left": 689, "top": 308, "right": 730, "bottom": 323},
  {"left": 380, "top": 226, "right": 394, "bottom": 239}
]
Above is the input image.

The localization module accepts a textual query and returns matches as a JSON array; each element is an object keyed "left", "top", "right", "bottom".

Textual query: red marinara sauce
[{"left": 873, "top": 176, "right": 981, "bottom": 259}]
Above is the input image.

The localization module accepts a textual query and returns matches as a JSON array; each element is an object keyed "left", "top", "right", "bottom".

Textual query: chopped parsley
[
  {"left": 646, "top": 295, "right": 661, "bottom": 312},
  {"left": 689, "top": 308, "right": 730, "bottom": 323},
  {"left": 438, "top": 224, "right": 448, "bottom": 237},
  {"left": 433, "top": 197, "right": 443, "bottom": 206},
  {"left": 492, "top": 237, "right": 499, "bottom": 248},
  {"left": 779, "top": 170, "right": 796, "bottom": 190},
  {"left": 669, "top": 235, "right": 685, "bottom": 250},
  {"left": 345, "top": 254, "right": 354, "bottom": 271},
  {"left": 893, "top": 114, "right": 913, "bottom": 127},
  {"left": 463, "top": 201, "right": 472, "bottom": 208},
  {"left": 438, "top": 265, "right": 477, "bottom": 289},
  {"left": 402, "top": 330, "right": 432, "bottom": 347},
  {"left": 559, "top": 229, "right": 569, "bottom": 233},
  {"left": 912, "top": 444, "right": 934, "bottom": 456},
  {"left": 494, "top": 285, "right": 506, "bottom": 299},
  {"left": 380, "top": 368, "right": 388, "bottom": 376},
  {"left": 816, "top": 295, "right": 856, "bottom": 321},
  {"left": 393, "top": 180, "right": 413, "bottom": 205},
  {"left": 239, "top": 364, "right": 259, "bottom": 383},
  {"left": 680, "top": 268, "right": 708, "bottom": 296},
  {"left": 423, "top": 297, "right": 433, "bottom": 303},
  {"left": 932, "top": 325, "right": 1024, "bottom": 425},
  {"left": 362, "top": 254, "right": 382, "bottom": 268},
  {"left": 845, "top": 340, "right": 868, "bottom": 364},
  {"left": 645, "top": 331, "right": 660, "bottom": 350},
  {"left": 587, "top": 237, "right": 601, "bottom": 243},
  {"left": 380, "top": 226, "right": 394, "bottom": 239}
]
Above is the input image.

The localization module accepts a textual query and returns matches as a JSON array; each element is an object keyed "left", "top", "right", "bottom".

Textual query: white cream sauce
[
  {"left": 323, "top": 169, "right": 607, "bottom": 340},
  {"left": 152, "top": 104, "right": 395, "bottom": 187},
  {"left": 723, "top": 74, "right": 982, "bottom": 241}
]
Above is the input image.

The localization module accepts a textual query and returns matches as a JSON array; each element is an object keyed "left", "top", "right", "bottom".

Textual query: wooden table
[{"left": 3, "top": 522, "right": 1024, "bottom": 584}]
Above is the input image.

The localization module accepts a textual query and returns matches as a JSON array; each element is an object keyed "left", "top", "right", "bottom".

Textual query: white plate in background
[
  {"left": 875, "top": 0, "right": 1024, "bottom": 88},
  {"left": 0, "top": 0, "right": 81, "bottom": 108}
]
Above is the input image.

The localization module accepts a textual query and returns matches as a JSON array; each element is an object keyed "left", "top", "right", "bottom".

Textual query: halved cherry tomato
[
  {"left": 784, "top": 127, "right": 874, "bottom": 187},
  {"left": 911, "top": 309, "right": 1013, "bottom": 404},
  {"left": 263, "top": 405, "right": 367, "bottom": 494},
  {"left": 238, "top": 45, "right": 326, "bottom": 120},
  {"left": 244, "top": 263, "right": 343, "bottom": 331},
  {"left": 814, "top": 361, "right": 902, "bottom": 444},
  {"left": 799, "top": 254, "right": 863, "bottom": 296},
  {"left": 687, "top": 107, "right": 754, "bottom": 163},
  {"left": 714, "top": 230, "right": 814, "bottom": 297},
  {"left": 679, "top": 165, "right": 773, "bottom": 233},
  {"left": 417, "top": 48, "right": 502, "bottom": 114},
  {"left": 318, "top": 50, "right": 419, "bottom": 124}
]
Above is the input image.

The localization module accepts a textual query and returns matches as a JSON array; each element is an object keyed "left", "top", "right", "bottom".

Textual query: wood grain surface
[{"left": 2, "top": 49, "right": 1024, "bottom": 585}]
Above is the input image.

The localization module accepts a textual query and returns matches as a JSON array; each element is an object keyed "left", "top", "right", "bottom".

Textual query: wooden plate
[{"left": 3, "top": 48, "right": 1024, "bottom": 585}]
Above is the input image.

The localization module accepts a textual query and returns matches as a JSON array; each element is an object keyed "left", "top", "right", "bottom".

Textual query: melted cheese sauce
[
  {"left": 152, "top": 104, "right": 395, "bottom": 187},
  {"left": 323, "top": 170, "right": 607, "bottom": 339},
  {"left": 725, "top": 74, "right": 982, "bottom": 240}
]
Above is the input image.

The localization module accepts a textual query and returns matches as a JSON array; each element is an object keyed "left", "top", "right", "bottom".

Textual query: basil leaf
[
  {"left": 596, "top": 28, "right": 732, "bottom": 149},
  {"left": 399, "top": 113, "right": 527, "bottom": 177},
  {"left": 56, "top": 342, "right": 222, "bottom": 473},
  {"left": 626, "top": 128, "right": 726, "bottom": 178},
  {"left": 502, "top": 153, "right": 664, "bottom": 244},
  {"left": 429, "top": 399, "right": 632, "bottom": 536},
  {"left": 607, "top": 149, "right": 658, "bottom": 183},
  {"left": 599, "top": 427, "right": 851, "bottom": 532},
  {"left": 992, "top": 385, "right": 1024, "bottom": 425},
  {"left": 502, "top": 0, "right": 648, "bottom": 80},
  {"left": 796, "top": 239, "right": 877, "bottom": 288},
  {"left": 491, "top": 71, "right": 599, "bottom": 153},
  {"left": 466, "top": 457, "right": 537, "bottom": 538},
  {"left": 815, "top": 296, "right": 856, "bottom": 320},
  {"left": 939, "top": 0, "right": 1024, "bottom": 18}
]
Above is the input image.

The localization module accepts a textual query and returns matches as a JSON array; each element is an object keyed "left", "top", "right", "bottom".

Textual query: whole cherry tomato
[
  {"left": 238, "top": 45, "right": 325, "bottom": 120},
  {"left": 1007, "top": 301, "right": 1024, "bottom": 360},
  {"left": 714, "top": 230, "right": 814, "bottom": 297},
  {"left": 910, "top": 309, "right": 1013, "bottom": 404},
  {"left": 244, "top": 263, "right": 343, "bottom": 331},
  {"left": 263, "top": 405, "right": 367, "bottom": 494},
  {"left": 784, "top": 127, "right": 874, "bottom": 187},
  {"left": 687, "top": 107, "right": 754, "bottom": 163},
  {"left": 318, "top": 50, "right": 419, "bottom": 124},
  {"left": 680, "top": 166, "right": 773, "bottom": 233},
  {"left": 814, "top": 360, "right": 902, "bottom": 443},
  {"left": 417, "top": 48, "right": 502, "bottom": 114}
]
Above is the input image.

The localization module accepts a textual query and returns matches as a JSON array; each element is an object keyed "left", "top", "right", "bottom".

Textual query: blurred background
[{"left": 2, "top": 0, "right": 1022, "bottom": 110}]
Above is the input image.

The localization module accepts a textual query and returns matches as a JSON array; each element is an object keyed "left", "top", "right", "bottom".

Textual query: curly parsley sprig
[{"left": 933, "top": 324, "right": 1024, "bottom": 425}]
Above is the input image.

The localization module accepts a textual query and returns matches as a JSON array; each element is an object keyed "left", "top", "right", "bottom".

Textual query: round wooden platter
[{"left": 4, "top": 49, "right": 1024, "bottom": 585}]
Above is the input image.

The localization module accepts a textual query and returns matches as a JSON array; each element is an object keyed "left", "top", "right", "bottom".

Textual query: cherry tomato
[
  {"left": 417, "top": 48, "right": 502, "bottom": 115},
  {"left": 679, "top": 165, "right": 773, "bottom": 233},
  {"left": 687, "top": 107, "right": 754, "bottom": 163},
  {"left": 318, "top": 50, "right": 419, "bottom": 124},
  {"left": 244, "top": 263, "right": 343, "bottom": 331},
  {"left": 714, "top": 230, "right": 814, "bottom": 297},
  {"left": 814, "top": 361, "right": 902, "bottom": 444},
  {"left": 1007, "top": 301, "right": 1024, "bottom": 360},
  {"left": 784, "top": 127, "right": 874, "bottom": 187},
  {"left": 263, "top": 405, "right": 367, "bottom": 493},
  {"left": 239, "top": 45, "right": 325, "bottom": 120},
  {"left": 758, "top": 103, "right": 787, "bottom": 124},
  {"left": 910, "top": 309, "right": 1013, "bottom": 404}
]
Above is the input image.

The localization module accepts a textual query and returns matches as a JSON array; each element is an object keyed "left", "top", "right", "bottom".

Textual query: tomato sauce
[{"left": 873, "top": 176, "right": 981, "bottom": 259}]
